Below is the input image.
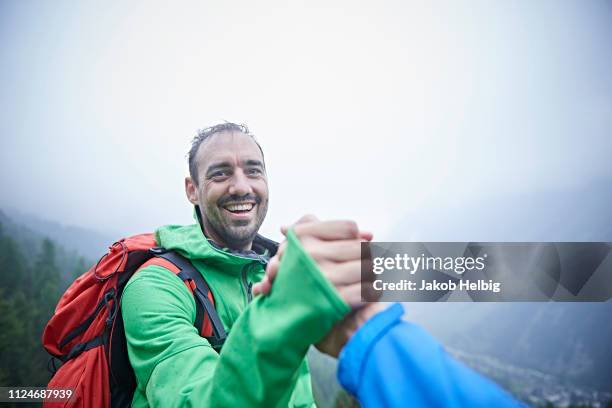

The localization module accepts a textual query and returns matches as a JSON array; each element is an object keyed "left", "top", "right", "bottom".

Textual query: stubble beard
[{"left": 204, "top": 198, "right": 268, "bottom": 250}]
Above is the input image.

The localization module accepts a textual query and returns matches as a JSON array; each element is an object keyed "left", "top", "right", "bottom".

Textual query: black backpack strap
[{"left": 149, "top": 248, "right": 227, "bottom": 349}]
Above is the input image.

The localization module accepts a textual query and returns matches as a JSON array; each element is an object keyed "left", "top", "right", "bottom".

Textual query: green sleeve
[
  {"left": 121, "top": 264, "right": 218, "bottom": 408},
  {"left": 121, "top": 229, "right": 350, "bottom": 407},
  {"left": 208, "top": 229, "right": 350, "bottom": 406}
]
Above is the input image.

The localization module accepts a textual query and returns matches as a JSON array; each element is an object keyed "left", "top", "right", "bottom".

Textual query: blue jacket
[{"left": 337, "top": 303, "right": 524, "bottom": 408}]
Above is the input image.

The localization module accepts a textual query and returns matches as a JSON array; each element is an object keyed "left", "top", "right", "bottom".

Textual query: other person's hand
[
  {"left": 315, "top": 302, "right": 387, "bottom": 357},
  {"left": 252, "top": 215, "right": 382, "bottom": 357},
  {"left": 252, "top": 215, "right": 374, "bottom": 307}
]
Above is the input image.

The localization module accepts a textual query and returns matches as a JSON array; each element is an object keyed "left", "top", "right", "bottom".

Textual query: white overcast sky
[{"left": 1, "top": 0, "right": 611, "bottom": 241}]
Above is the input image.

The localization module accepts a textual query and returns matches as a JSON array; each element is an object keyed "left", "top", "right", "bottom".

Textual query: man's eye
[
  {"left": 247, "top": 168, "right": 262, "bottom": 175},
  {"left": 211, "top": 171, "right": 228, "bottom": 178}
]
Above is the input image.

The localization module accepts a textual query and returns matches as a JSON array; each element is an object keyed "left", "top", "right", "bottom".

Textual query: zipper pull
[{"left": 247, "top": 281, "right": 253, "bottom": 303}]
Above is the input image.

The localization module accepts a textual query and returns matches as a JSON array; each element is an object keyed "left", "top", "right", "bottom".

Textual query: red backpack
[{"left": 42, "top": 233, "right": 227, "bottom": 407}]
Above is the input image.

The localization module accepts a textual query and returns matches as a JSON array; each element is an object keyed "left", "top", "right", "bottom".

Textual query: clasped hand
[{"left": 253, "top": 215, "right": 385, "bottom": 357}]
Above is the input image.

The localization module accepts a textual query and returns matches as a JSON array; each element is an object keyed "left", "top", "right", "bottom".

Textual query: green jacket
[{"left": 121, "top": 224, "right": 350, "bottom": 407}]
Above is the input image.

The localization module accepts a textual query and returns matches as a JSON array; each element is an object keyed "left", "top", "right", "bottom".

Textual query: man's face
[{"left": 186, "top": 131, "right": 269, "bottom": 250}]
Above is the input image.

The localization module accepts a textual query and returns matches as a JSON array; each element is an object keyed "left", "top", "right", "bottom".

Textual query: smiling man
[
  {"left": 185, "top": 125, "right": 269, "bottom": 251},
  {"left": 120, "top": 123, "right": 370, "bottom": 407}
]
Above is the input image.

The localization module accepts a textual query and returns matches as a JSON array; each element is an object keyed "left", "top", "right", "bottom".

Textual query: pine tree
[
  {"left": 0, "top": 224, "right": 64, "bottom": 386},
  {"left": 71, "top": 255, "right": 90, "bottom": 281},
  {"left": 33, "top": 239, "right": 63, "bottom": 331},
  {"left": 0, "top": 223, "right": 28, "bottom": 295},
  {"left": 0, "top": 289, "right": 24, "bottom": 385}
]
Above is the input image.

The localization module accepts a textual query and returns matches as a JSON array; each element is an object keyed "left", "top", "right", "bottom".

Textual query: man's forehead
[{"left": 197, "top": 131, "right": 263, "bottom": 168}]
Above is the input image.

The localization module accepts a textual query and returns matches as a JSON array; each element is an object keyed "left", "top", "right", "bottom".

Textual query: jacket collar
[{"left": 195, "top": 205, "right": 278, "bottom": 262}]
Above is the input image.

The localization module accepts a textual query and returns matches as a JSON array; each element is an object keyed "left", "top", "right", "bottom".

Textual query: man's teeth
[{"left": 225, "top": 203, "right": 254, "bottom": 212}]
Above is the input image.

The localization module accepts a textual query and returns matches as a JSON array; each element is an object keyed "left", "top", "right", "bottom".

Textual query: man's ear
[{"left": 185, "top": 176, "right": 199, "bottom": 205}]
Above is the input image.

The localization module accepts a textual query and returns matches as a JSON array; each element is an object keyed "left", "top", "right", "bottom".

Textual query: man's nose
[{"left": 228, "top": 170, "right": 253, "bottom": 196}]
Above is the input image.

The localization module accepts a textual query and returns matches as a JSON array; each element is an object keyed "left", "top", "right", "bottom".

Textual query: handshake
[
  {"left": 253, "top": 215, "right": 385, "bottom": 357},
  {"left": 250, "top": 216, "right": 522, "bottom": 408}
]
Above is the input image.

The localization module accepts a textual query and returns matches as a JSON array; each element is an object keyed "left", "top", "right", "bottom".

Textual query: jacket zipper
[{"left": 242, "top": 264, "right": 253, "bottom": 304}]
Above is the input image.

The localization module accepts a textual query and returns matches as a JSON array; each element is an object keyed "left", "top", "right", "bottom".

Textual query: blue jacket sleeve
[{"left": 337, "top": 303, "right": 525, "bottom": 408}]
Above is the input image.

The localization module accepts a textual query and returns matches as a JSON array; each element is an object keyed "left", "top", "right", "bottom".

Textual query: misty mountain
[
  {"left": 0, "top": 209, "right": 88, "bottom": 387},
  {"left": 407, "top": 302, "right": 612, "bottom": 392},
  {"left": 394, "top": 178, "right": 612, "bottom": 393},
  {"left": 0, "top": 209, "right": 92, "bottom": 282},
  {"left": 1, "top": 207, "right": 114, "bottom": 261},
  {"left": 392, "top": 177, "right": 612, "bottom": 243}
]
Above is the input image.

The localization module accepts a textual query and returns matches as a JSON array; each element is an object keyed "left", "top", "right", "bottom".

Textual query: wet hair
[{"left": 188, "top": 122, "right": 264, "bottom": 185}]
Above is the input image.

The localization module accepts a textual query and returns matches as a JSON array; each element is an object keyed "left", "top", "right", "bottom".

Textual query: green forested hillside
[{"left": 0, "top": 220, "right": 87, "bottom": 387}]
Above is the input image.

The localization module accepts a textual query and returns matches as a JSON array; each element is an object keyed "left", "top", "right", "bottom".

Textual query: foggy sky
[{"left": 1, "top": 0, "right": 611, "bottom": 240}]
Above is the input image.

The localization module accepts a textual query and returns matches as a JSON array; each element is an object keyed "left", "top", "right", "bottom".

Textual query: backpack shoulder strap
[{"left": 144, "top": 248, "right": 227, "bottom": 349}]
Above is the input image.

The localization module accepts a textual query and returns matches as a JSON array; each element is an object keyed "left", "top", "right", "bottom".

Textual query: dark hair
[{"left": 188, "top": 122, "right": 264, "bottom": 185}]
